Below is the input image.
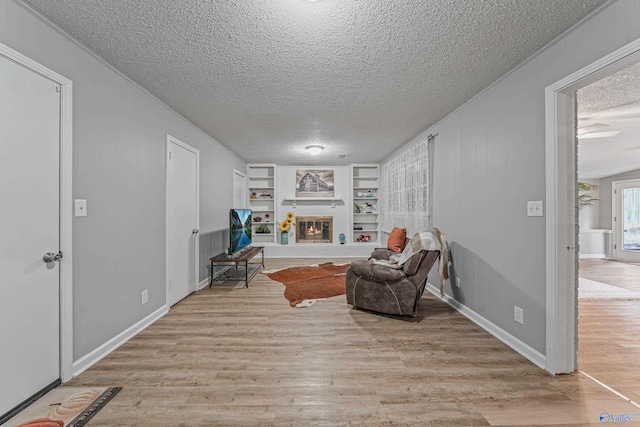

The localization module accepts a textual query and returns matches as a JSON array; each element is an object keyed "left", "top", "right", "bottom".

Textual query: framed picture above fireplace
[{"left": 296, "top": 169, "right": 334, "bottom": 198}]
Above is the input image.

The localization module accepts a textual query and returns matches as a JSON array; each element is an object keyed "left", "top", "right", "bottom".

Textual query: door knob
[
  {"left": 43, "top": 251, "right": 63, "bottom": 263},
  {"left": 192, "top": 229, "right": 199, "bottom": 235}
]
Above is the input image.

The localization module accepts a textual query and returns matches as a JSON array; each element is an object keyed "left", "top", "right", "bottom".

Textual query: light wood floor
[
  {"left": 579, "top": 258, "right": 640, "bottom": 292},
  {"left": 60, "top": 258, "right": 640, "bottom": 426},
  {"left": 578, "top": 258, "right": 640, "bottom": 409}
]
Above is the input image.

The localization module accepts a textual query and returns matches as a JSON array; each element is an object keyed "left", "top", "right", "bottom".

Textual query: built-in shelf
[
  {"left": 351, "top": 164, "right": 380, "bottom": 244},
  {"left": 247, "top": 163, "right": 277, "bottom": 244}
]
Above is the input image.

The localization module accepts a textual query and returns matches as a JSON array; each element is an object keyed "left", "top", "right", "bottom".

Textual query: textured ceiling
[
  {"left": 578, "top": 61, "right": 640, "bottom": 179},
  {"left": 23, "top": 0, "right": 607, "bottom": 166}
]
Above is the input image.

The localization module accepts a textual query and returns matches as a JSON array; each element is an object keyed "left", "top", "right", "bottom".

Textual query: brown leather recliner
[{"left": 345, "top": 250, "right": 440, "bottom": 317}]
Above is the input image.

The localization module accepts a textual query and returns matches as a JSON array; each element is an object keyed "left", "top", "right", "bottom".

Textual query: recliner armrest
[{"left": 349, "top": 259, "right": 407, "bottom": 283}]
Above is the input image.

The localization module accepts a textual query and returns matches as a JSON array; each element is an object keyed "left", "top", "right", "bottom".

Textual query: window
[{"left": 380, "top": 136, "right": 433, "bottom": 236}]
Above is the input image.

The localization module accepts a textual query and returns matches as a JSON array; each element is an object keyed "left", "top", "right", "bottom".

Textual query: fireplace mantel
[{"left": 283, "top": 197, "right": 343, "bottom": 208}]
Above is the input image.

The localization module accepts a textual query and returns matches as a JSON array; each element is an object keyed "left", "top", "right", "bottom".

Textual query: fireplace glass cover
[{"left": 296, "top": 216, "right": 333, "bottom": 243}]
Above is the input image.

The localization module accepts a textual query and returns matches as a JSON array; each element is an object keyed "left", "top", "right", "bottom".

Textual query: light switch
[
  {"left": 527, "top": 201, "right": 543, "bottom": 217},
  {"left": 75, "top": 199, "right": 87, "bottom": 217}
]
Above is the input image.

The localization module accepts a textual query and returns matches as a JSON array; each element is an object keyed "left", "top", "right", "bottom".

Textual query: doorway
[
  {"left": 166, "top": 135, "right": 200, "bottom": 307},
  {"left": 546, "top": 38, "right": 640, "bottom": 375},
  {"left": 0, "top": 43, "right": 73, "bottom": 422},
  {"left": 575, "top": 58, "right": 640, "bottom": 404}
]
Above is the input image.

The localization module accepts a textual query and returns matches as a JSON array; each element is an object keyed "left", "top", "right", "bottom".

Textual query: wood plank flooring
[
  {"left": 578, "top": 258, "right": 640, "bottom": 408},
  {"left": 58, "top": 258, "right": 639, "bottom": 426},
  {"left": 579, "top": 258, "right": 640, "bottom": 292}
]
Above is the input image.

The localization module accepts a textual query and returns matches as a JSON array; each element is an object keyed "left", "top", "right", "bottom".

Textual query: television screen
[{"left": 229, "top": 208, "right": 252, "bottom": 255}]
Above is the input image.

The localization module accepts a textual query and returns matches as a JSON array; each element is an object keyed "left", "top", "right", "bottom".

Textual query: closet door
[{"left": 0, "top": 51, "right": 61, "bottom": 419}]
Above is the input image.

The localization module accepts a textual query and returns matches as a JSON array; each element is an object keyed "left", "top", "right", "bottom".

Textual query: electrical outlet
[
  {"left": 141, "top": 289, "right": 149, "bottom": 305},
  {"left": 514, "top": 306, "right": 524, "bottom": 325},
  {"left": 455, "top": 277, "right": 461, "bottom": 288}
]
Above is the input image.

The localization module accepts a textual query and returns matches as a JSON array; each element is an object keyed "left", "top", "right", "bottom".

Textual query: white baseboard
[
  {"left": 72, "top": 305, "right": 168, "bottom": 377},
  {"left": 198, "top": 277, "right": 211, "bottom": 290},
  {"left": 199, "top": 265, "right": 236, "bottom": 289},
  {"left": 425, "top": 283, "right": 547, "bottom": 370},
  {"left": 579, "top": 253, "right": 606, "bottom": 259}
]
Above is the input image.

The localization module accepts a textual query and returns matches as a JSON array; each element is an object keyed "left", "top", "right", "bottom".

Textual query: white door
[
  {"left": 166, "top": 136, "right": 199, "bottom": 306},
  {"left": 0, "top": 54, "right": 61, "bottom": 416},
  {"left": 233, "top": 169, "right": 246, "bottom": 208},
  {"left": 613, "top": 180, "right": 640, "bottom": 261}
]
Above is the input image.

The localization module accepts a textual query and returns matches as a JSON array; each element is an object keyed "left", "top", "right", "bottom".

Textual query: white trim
[
  {"left": 72, "top": 305, "right": 168, "bottom": 377},
  {"left": 166, "top": 135, "right": 201, "bottom": 307},
  {"left": 0, "top": 42, "right": 74, "bottom": 383},
  {"left": 59, "top": 61, "right": 74, "bottom": 384},
  {"left": 578, "top": 254, "right": 606, "bottom": 259},
  {"left": 545, "top": 37, "right": 640, "bottom": 375},
  {"left": 425, "top": 284, "right": 546, "bottom": 370},
  {"left": 198, "top": 277, "right": 211, "bottom": 291}
]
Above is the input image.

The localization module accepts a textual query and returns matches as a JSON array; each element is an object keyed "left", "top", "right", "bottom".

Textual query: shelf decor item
[
  {"left": 279, "top": 211, "right": 295, "bottom": 245},
  {"left": 256, "top": 224, "right": 270, "bottom": 234}
]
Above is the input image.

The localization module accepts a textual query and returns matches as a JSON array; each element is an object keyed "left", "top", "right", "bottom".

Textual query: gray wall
[
  {"left": 0, "top": 0, "right": 245, "bottom": 361},
  {"left": 578, "top": 178, "right": 601, "bottom": 230},
  {"left": 598, "top": 168, "right": 640, "bottom": 230},
  {"left": 384, "top": 0, "right": 640, "bottom": 354}
]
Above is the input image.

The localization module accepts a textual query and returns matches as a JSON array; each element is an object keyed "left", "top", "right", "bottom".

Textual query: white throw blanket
[{"left": 373, "top": 227, "right": 451, "bottom": 295}]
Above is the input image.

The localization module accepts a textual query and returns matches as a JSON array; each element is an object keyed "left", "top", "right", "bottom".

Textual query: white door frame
[
  {"left": 0, "top": 43, "right": 73, "bottom": 382},
  {"left": 165, "top": 135, "right": 200, "bottom": 305},
  {"left": 545, "top": 38, "right": 640, "bottom": 374}
]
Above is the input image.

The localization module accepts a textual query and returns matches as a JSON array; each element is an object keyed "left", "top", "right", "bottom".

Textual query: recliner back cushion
[{"left": 403, "top": 251, "right": 426, "bottom": 276}]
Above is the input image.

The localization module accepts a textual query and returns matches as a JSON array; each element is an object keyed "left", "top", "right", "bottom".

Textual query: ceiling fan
[{"left": 577, "top": 123, "right": 620, "bottom": 139}]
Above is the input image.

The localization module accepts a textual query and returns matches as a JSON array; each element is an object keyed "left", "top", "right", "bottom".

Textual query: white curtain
[{"left": 380, "top": 135, "right": 433, "bottom": 236}]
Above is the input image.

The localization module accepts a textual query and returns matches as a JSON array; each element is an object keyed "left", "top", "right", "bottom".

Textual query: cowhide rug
[{"left": 261, "top": 262, "right": 351, "bottom": 307}]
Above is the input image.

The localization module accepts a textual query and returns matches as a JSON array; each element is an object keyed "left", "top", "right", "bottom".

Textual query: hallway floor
[{"left": 50, "top": 257, "right": 640, "bottom": 426}]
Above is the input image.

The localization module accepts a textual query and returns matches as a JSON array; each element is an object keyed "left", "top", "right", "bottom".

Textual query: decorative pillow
[{"left": 387, "top": 227, "right": 407, "bottom": 253}]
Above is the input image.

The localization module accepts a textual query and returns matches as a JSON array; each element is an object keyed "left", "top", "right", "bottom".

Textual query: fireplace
[{"left": 296, "top": 216, "right": 333, "bottom": 243}]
